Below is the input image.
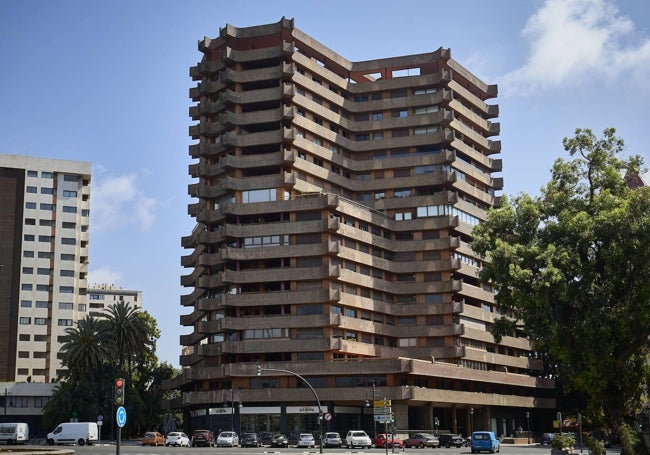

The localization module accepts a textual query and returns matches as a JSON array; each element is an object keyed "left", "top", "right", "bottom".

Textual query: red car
[{"left": 374, "top": 433, "right": 404, "bottom": 448}]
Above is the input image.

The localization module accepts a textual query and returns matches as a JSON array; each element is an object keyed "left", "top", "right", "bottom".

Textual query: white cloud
[
  {"left": 501, "top": 0, "right": 650, "bottom": 96},
  {"left": 87, "top": 265, "right": 123, "bottom": 288},
  {"left": 91, "top": 173, "right": 158, "bottom": 232}
]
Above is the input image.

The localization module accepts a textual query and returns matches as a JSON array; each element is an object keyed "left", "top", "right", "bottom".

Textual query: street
[{"left": 20, "top": 443, "right": 620, "bottom": 455}]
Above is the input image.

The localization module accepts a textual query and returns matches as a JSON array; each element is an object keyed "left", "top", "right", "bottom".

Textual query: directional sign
[
  {"left": 375, "top": 415, "right": 392, "bottom": 423},
  {"left": 116, "top": 406, "right": 127, "bottom": 428}
]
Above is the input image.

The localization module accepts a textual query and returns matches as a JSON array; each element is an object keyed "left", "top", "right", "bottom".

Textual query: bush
[
  {"left": 618, "top": 422, "right": 639, "bottom": 455},
  {"left": 551, "top": 433, "right": 576, "bottom": 450},
  {"left": 585, "top": 436, "right": 605, "bottom": 455}
]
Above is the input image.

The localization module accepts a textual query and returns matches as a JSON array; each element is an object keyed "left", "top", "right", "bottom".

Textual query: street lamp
[
  {"left": 469, "top": 408, "right": 474, "bottom": 436},
  {"left": 258, "top": 366, "right": 323, "bottom": 454},
  {"left": 3, "top": 388, "right": 12, "bottom": 419},
  {"left": 365, "top": 380, "right": 377, "bottom": 438},
  {"left": 526, "top": 411, "right": 530, "bottom": 444}
]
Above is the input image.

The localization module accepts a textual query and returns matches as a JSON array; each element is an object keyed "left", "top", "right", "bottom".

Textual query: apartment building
[
  {"left": 172, "top": 18, "right": 556, "bottom": 438},
  {"left": 87, "top": 283, "right": 142, "bottom": 318},
  {"left": 0, "top": 154, "right": 91, "bottom": 383}
]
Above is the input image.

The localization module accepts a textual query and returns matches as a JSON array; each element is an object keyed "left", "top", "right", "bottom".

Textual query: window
[
  {"left": 373, "top": 132, "right": 383, "bottom": 140},
  {"left": 61, "top": 238, "right": 76, "bottom": 245},
  {"left": 60, "top": 270, "right": 75, "bottom": 277},
  {"left": 398, "top": 338, "right": 417, "bottom": 347},
  {"left": 81, "top": 209, "right": 89, "bottom": 216},
  {"left": 22, "top": 267, "right": 33, "bottom": 274},
  {"left": 27, "top": 170, "right": 38, "bottom": 177},
  {"left": 39, "top": 203, "right": 56, "bottom": 211},
  {"left": 25, "top": 218, "right": 36, "bottom": 225},
  {"left": 41, "top": 187, "right": 54, "bottom": 194},
  {"left": 414, "top": 87, "right": 438, "bottom": 95},
  {"left": 24, "top": 234, "right": 35, "bottom": 241},
  {"left": 353, "top": 95, "right": 368, "bottom": 102},
  {"left": 64, "top": 174, "right": 79, "bottom": 182},
  {"left": 35, "top": 301, "right": 49, "bottom": 308},
  {"left": 36, "top": 284, "right": 50, "bottom": 292},
  {"left": 37, "top": 268, "right": 50, "bottom": 275},
  {"left": 42, "top": 171, "right": 53, "bottom": 178},
  {"left": 60, "top": 254, "right": 75, "bottom": 261},
  {"left": 19, "top": 317, "right": 31, "bottom": 325},
  {"left": 39, "top": 219, "right": 55, "bottom": 227},
  {"left": 415, "top": 106, "right": 439, "bottom": 114},
  {"left": 414, "top": 126, "right": 438, "bottom": 135},
  {"left": 59, "top": 302, "right": 73, "bottom": 310},
  {"left": 62, "top": 222, "right": 76, "bottom": 229},
  {"left": 58, "top": 319, "right": 73, "bottom": 326},
  {"left": 394, "top": 189, "right": 412, "bottom": 198},
  {"left": 392, "top": 109, "right": 408, "bottom": 118},
  {"left": 38, "top": 235, "right": 51, "bottom": 243},
  {"left": 21, "top": 284, "right": 32, "bottom": 291},
  {"left": 20, "top": 300, "right": 32, "bottom": 308},
  {"left": 372, "top": 112, "right": 383, "bottom": 120},
  {"left": 59, "top": 286, "right": 74, "bottom": 293},
  {"left": 26, "top": 186, "right": 37, "bottom": 193},
  {"left": 355, "top": 133, "right": 369, "bottom": 141},
  {"left": 35, "top": 318, "right": 48, "bottom": 325},
  {"left": 62, "top": 206, "right": 77, "bottom": 213},
  {"left": 25, "top": 202, "right": 36, "bottom": 209},
  {"left": 23, "top": 251, "right": 34, "bottom": 258},
  {"left": 242, "top": 188, "right": 276, "bottom": 203}
]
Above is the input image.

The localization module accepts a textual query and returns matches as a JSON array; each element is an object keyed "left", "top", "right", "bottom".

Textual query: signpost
[{"left": 116, "top": 406, "right": 127, "bottom": 455}]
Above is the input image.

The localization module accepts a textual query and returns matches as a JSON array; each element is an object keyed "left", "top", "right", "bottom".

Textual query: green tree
[
  {"left": 59, "top": 315, "right": 114, "bottom": 381},
  {"left": 98, "top": 300, "right": 153, "bottom": 377},
  {"left": 471, "top": 128, "right": 650, "bottom": 441}
]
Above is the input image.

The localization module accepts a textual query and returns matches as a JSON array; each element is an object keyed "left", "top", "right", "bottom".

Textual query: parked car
[
  {"left": 541, "top": 433, "right": 555, "bottom": 445},
  {"left": 270, "top": 434, "right": 289, "bottom": 448},
  {"left": 345, "top": 430, "right": 372, "bottom": 449},
  {"left": 216, "top": 431, "right": 239, "bottom": 447},
  {"left": 240, "top": 433, "right": 262, "bottom": 448},
  {"left": 141, "top": 432, "right": 164, "bottom": 446},
  {"left": 191, "top": 429, "right": 215, "bottom": 447},
  {"left": 404, "top": 432, "right": 440, "bottom": 448},
  {"left": 260, "top": 432, "right": 274, "bottom": 446},
  {"left": 165, "top": 432, "right": 190, "bottom": 447},
  {"left": 438, "top": 433, "right": 465, "bottom": 448},
  {"left": 297, "top": 433, "right": 316, "bottom": 448},
  {"left": 323, "top": 432, "right": 342, "bottom": 448},
  {"left": 374, "top": 433, "right": 403, "bottom": 448},
  {"left": 470, "top": 431, "right": 500, "bottom": 453}
]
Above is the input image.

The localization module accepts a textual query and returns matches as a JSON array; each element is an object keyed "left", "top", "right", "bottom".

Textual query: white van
[
  {"left": 0, "top": 423, "right": 29, "bottom": 444},
  {"left": 47, "top": 422, "right": 98, "bottom": 446}
]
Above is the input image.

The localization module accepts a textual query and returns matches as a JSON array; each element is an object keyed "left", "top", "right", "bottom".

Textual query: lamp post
[
  {"left": 526, "top": 411, "right": 530, "bottom": 444},
  {"left": 469, "top": 408, "right": 474, "bottom": 436},
  {"left": 258, "top": 366, "right": 323, "bottom": 454},
  {"left": 3, "top": 388, "right": 12, "bottom": 420},
  {"left": 365, "top": 380, "right": 377, "bottom": 439}
]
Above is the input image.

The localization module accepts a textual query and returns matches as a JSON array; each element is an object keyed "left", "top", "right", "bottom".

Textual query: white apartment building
[
  {"left": 87, "top": 283, "right": 142, "bottom": 317},
  {"left": 0, "top": 154, "right": 91, "bottom": 383}
]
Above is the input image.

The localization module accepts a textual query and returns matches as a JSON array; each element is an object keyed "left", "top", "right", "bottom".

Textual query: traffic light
[
  {"left": 256, "top": 365, "right": 261, "bottom": 376},
  {"left": 115, "top": 378, "right": 125, "bottom": 405}
]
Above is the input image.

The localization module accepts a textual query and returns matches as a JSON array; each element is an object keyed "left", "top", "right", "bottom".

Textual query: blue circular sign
[{"left": 116, "top": 406, "right": 127, "bottom": 428}]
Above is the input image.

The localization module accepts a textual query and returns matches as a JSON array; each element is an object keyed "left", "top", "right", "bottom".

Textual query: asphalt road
[{"left": 21, "top": 443, "right": 620, "bottom": 455}]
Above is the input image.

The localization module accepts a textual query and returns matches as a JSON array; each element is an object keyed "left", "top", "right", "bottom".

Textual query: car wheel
[{"left": 77, "top": 439, "right": 86, "bottom": 446}]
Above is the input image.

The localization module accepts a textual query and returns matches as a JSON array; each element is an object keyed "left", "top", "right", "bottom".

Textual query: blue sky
[{"left": 1, "top": 0, "right": 648, "bottom": 368}]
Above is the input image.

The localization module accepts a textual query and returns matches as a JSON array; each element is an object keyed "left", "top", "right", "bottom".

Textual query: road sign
[
  {"left": 324, "top": 412, "right": 332, "bottom": 421},
  {"left": 116, "top": 406, "right": 127, "bottom": 428},
  {"left": 375, "top": 415, "right": 392, "bottom": 423}
]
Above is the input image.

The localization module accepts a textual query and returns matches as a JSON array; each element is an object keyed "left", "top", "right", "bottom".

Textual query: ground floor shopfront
[{"left": 187, "top": 401, "right": 556, "bottom": 441}]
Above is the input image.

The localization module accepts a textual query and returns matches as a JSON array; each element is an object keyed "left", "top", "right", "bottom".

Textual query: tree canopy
[
  {"left": 45, "top": 302, "right": 178, "bottom": 437},
  {"left": 471, "top": 128, "right": 650, "bottom": 431}
]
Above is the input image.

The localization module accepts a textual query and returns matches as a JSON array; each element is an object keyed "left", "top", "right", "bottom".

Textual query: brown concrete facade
[{"left": 175, "top": 18, "right": 556, "bottom": 439}]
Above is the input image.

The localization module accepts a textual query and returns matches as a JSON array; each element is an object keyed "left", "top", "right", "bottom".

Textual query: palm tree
[
  {"left": 60, "top": 315, "right": 114, "bottom": 381},
  {"left": 99, "top": 301, "right": 152, "bottom": 377}
]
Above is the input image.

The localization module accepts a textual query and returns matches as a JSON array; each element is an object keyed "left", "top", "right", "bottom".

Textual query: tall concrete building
[
  {"left": 0, "top": 154, "right": 91, "bottom": 383},
  {"left": 174, "top": 18, "right": 555, "bottom": 438}
]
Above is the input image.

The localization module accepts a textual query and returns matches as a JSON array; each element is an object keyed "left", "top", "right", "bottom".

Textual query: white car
[
  {"left": 345, "top": 430, "right": 372, "bottom": 449},
  {"left": 346, "top": 430, "right": 372, "bottom": 449},
  {"left": 297, "top": 433, "right": 316, "bottom": 448},
  {"left": 216, "top": 431, "right": 239, "bottom": 447},
  {"left": 165, "top": 432, "right": 190, "bottom": 447}
]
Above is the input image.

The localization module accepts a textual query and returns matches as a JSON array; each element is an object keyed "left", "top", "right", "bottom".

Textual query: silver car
[
  {"left": 216, "top": 431, "right": 239, "bottom": 447},
  {"left": 324, "top": 432, "right": 342, "bottom": 448}
]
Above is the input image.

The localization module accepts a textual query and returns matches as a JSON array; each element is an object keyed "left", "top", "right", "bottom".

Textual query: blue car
[{"left": 471, "top": 431, "right": 500, "bottom": 453}]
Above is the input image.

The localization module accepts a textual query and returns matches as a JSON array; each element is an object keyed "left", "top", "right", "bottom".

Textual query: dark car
[
  {"left": 240, "top": 433, "right": 262, "bottom": 448},
  {"left": 191, "top": 429, "right": 215, "bottom": 447},
  {"left": 438, "top": 434, "right": 465, "bottom": 448},
  {"left": 404, "top": 433, "right": 440, "bottom": 448},
  {"left": 271, "top": 434, "right": 289, "bottom": 448},
  {"left": 260, "top": 432, "right": 274, "bottom": 446}
]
